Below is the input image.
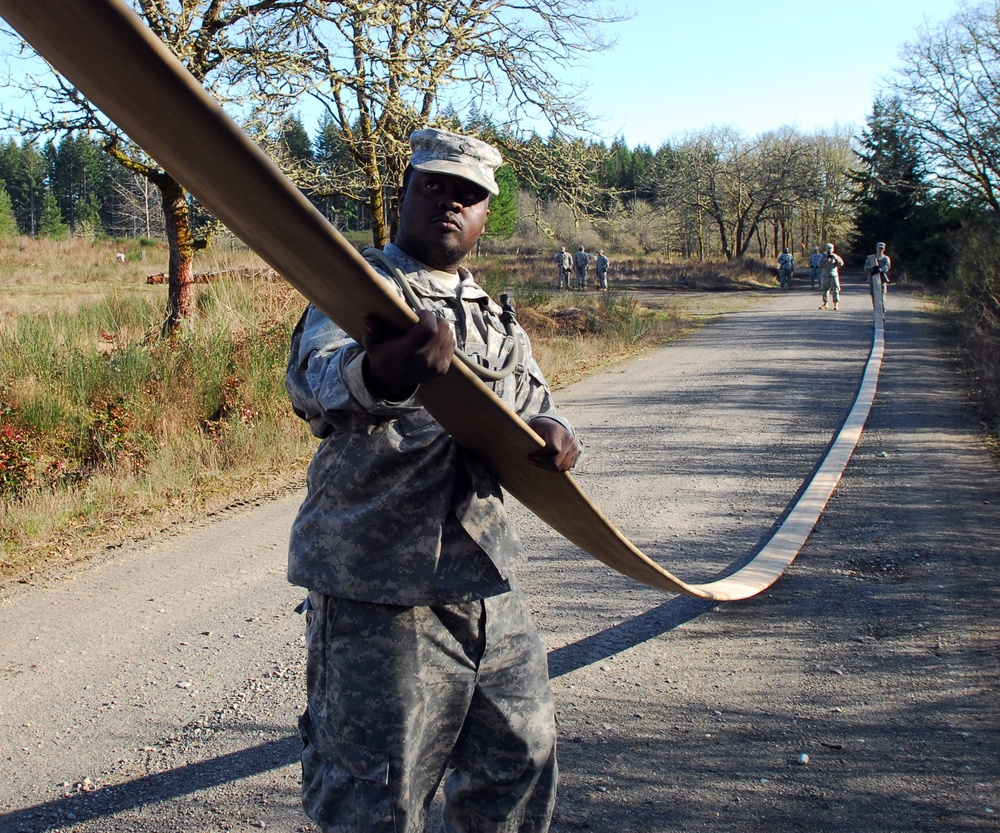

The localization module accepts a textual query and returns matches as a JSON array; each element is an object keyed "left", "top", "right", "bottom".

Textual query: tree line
[
  {"left": 0, "top": 133, "right": 166, "bottom": 241},
  {"left": 0, "top": 116, "right": 857, "bottom": 261},
  {"left": 1, "top": 1, "right": 997, "bottom": 318}
]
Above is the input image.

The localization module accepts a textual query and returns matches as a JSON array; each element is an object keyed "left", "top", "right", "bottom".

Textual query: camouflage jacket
[
  {"left": 286, "top": 244, "right": 575, "bottom": 605},
  {"left": 864, "top": 253, "right": 891, "bottom": 283},
  {"left": 818, "top": 252, "right": 844, "bottom": 278}
]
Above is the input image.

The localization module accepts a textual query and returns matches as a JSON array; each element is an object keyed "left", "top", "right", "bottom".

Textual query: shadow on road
[
  {"left": 547, "top": 595, "right": 717, "bottom": 678},
  {"left": 2, "top": 595, "right": 718, "bottom": 831},
  {"left": 0, "top": 736, "right": 299, "bottom": 832}
]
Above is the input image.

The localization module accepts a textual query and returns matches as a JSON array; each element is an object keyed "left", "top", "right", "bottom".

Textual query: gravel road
[{"left": 2, "top": 274, "right": 998, "bottom": 833}]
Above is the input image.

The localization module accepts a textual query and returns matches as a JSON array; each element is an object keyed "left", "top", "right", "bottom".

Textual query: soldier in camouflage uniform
[
  {"left": 286, "top": 127, "right": 581, "bottom": 833},
  {"left": 808, "top": 245, "right": 823, "bottom": 289},
  {"left": 572, "top": 245, "right": 589, "bottom": 289},
  {"left": 864, "top": 241, "right": 891, "bottom": 317},
  {"left": 595, "top": 250, "right": 609, "bottom": 290},
  {"left": 554, "top": 246, "right": 572, "bottom": 289},
  {"left": 777, "top": 247, "right": 795, "bottom": 289},
  {"left": 817, "top": 242, "right": 845, "bottom": 310}
]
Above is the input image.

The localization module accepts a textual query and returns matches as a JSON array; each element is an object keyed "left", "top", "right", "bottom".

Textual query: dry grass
[
  {"left": 515, "top": 293, "right": 693, "bottom": 388},
  {"left": 0, "top": 235, "right": 272, "bottom": 317},
  {"left": 1, "top": 237, "right": 757, "bottom": 585}
]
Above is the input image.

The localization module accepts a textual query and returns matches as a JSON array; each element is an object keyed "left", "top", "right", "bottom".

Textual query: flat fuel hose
[{"left": 0, "top": 0, "right": 884, "bottom": 601}]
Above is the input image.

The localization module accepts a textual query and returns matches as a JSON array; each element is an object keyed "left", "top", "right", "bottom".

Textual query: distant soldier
[
  {"left": 777, "top": 247, "right": 795, "bottom": 289},
  {"left": 818, "top": 243, "right": 845, "bottom": 310},
  {"left": 864, "top": 242, "right": 891, "bottom": 319},
  {"left": 808, "top": 245, "right": 823, "bottom": 289},
  {"left": 595, "top": 250, "right": 609, "bottom": 290},
  {"left": 554, "top": 246, "right": 572, "bottom": 289},
  {"left": 572, "top": 245, "right": 590, "bottom": 290}
]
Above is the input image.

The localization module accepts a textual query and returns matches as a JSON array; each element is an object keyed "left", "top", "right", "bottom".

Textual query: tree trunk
[
  {"left": 711, "top": 210, "right": 732, "bottom": 261},
  {"left": 160, "top": 175, "right": 196, "bottom": 333},
  {"left": 370, "top": 181, "right": 389, "bottom": 247}
]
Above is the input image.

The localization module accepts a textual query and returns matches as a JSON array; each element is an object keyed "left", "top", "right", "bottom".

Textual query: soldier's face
[{"left": 394, "top": 171, "right": 490, "bottom": 271}]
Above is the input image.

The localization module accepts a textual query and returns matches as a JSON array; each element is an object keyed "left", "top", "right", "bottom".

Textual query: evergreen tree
[
  {"left": 39, "top": 189, "right": 69, "bottom": 239},
  {"left": 49, "top": 133, "right": 110, "bottom": 234},
  {"left": 73, "top": 193, "right": 104, "bottom": 241},
  {"left": 485, "top": 165, "right": 518, "bottom": 239},
  {"left": 597, "top": 138, "right": 628, "bottom": 210},
  {"left": 629, "top": 145, "right": 656, "bottom": 203},
  {"left": 0, "top": 182, "right": 19, "bottom": 238},
  {"left": 314, "top": 113, "right": 362, "bottom": 230},
  {"left": 0, "top": 139, "right": 47, "bottom": 235},
  {"left": 849, "top": 97, "right": 928, "bottom": 265},
  {"left": 279, "top": 114, "right": 314, "bottom": 165}
]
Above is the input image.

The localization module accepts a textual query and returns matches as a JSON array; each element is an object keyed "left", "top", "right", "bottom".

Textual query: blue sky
[
  {"left": 569, "top": 0, "right": 962, "bottom": 148},
  {"left": 0, "top": 0, "right": 962, "bottom": 149}
]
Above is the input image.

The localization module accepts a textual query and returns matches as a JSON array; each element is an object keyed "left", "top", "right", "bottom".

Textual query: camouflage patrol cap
[{"left": 408, "top": 128, "right": 502, "bottom": 196}]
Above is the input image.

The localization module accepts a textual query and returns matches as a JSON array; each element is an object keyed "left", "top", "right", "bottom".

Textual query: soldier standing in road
[
  {"left": 808, "top": 245, "right": 823, "bottom": 289},
  {"left": 572, "top": 245, "right": 590, "bottom": 290},
  {"left": 554, "top": 246, "right": 572, "bottom": 289},
  {"left": 286, "top": 127, "right": 581, "bottom": 833},
  {"left": 818, "top": 242, "right": 845, "bottom": 310},
  {"left": 777, "top": 247, "right": 795, "bottom": 289},
  {"left": 864, "top": 242, "right": 891, "bottom": 318},
  {"left": 595, "top": 250, "right": 609, "bottom": 290}
]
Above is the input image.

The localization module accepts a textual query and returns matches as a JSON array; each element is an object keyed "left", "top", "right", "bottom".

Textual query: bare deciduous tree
[
  {"left": 108, "top": 167, "right": 166, "bottom": 240},
  {"left": 292, "top": 0, "right": 626, "bottom": 246},
  {"left": 892, "top": 0, "right": 1000, "bottom": 212},
  {"left": 648, "top": 127, "right": 814, "bottom": 261},
  {"left": 640, "top": 126, "right": 860, "bottom": 262},
  {"left": 795, "top": 127, "right": 857, "bottom": 249},
  {"left": 2, "top": 1, "right": 310, "bottom": 331}
]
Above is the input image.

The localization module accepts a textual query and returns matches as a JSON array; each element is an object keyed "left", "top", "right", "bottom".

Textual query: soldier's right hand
[{"left": 362, "top": 309, "right": 455, "bottom": 401}]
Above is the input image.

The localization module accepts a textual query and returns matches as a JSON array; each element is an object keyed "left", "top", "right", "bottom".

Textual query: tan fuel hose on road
[{"left": 0, "top": 0, "right": 885, "bottom": 600}]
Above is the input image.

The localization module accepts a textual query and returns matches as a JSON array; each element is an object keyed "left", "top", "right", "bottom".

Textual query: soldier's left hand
[{"left": 527, "top": 417, "right": 581, "bottom": 472}]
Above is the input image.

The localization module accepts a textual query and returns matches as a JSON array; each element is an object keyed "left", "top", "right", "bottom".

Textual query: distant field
[{"left": 0, "top": 235, "right": 273, "bottom": 317}]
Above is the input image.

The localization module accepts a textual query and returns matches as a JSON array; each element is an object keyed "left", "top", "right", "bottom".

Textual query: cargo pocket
[{"left": 299, "top": 710, "right": 394, "bottom": 831}]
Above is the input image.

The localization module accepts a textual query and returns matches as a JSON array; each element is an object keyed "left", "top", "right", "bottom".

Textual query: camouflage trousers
[
  {"left": 868, "top": 277, "right": 888, "bottom": 311},
  {"left": 299, "top": 584, "right": 557, "bottom": 833},
  {"left": 821, "top": 274, "right": 841, "bottom": 305}
]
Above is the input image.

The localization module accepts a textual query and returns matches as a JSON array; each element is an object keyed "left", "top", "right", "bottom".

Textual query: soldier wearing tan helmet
[
  {"left": 818, "top": 242, "right": 845, "bottom": 310},
  {"left": 864, "top": 241, "right": 891, "bottom": 319}
]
